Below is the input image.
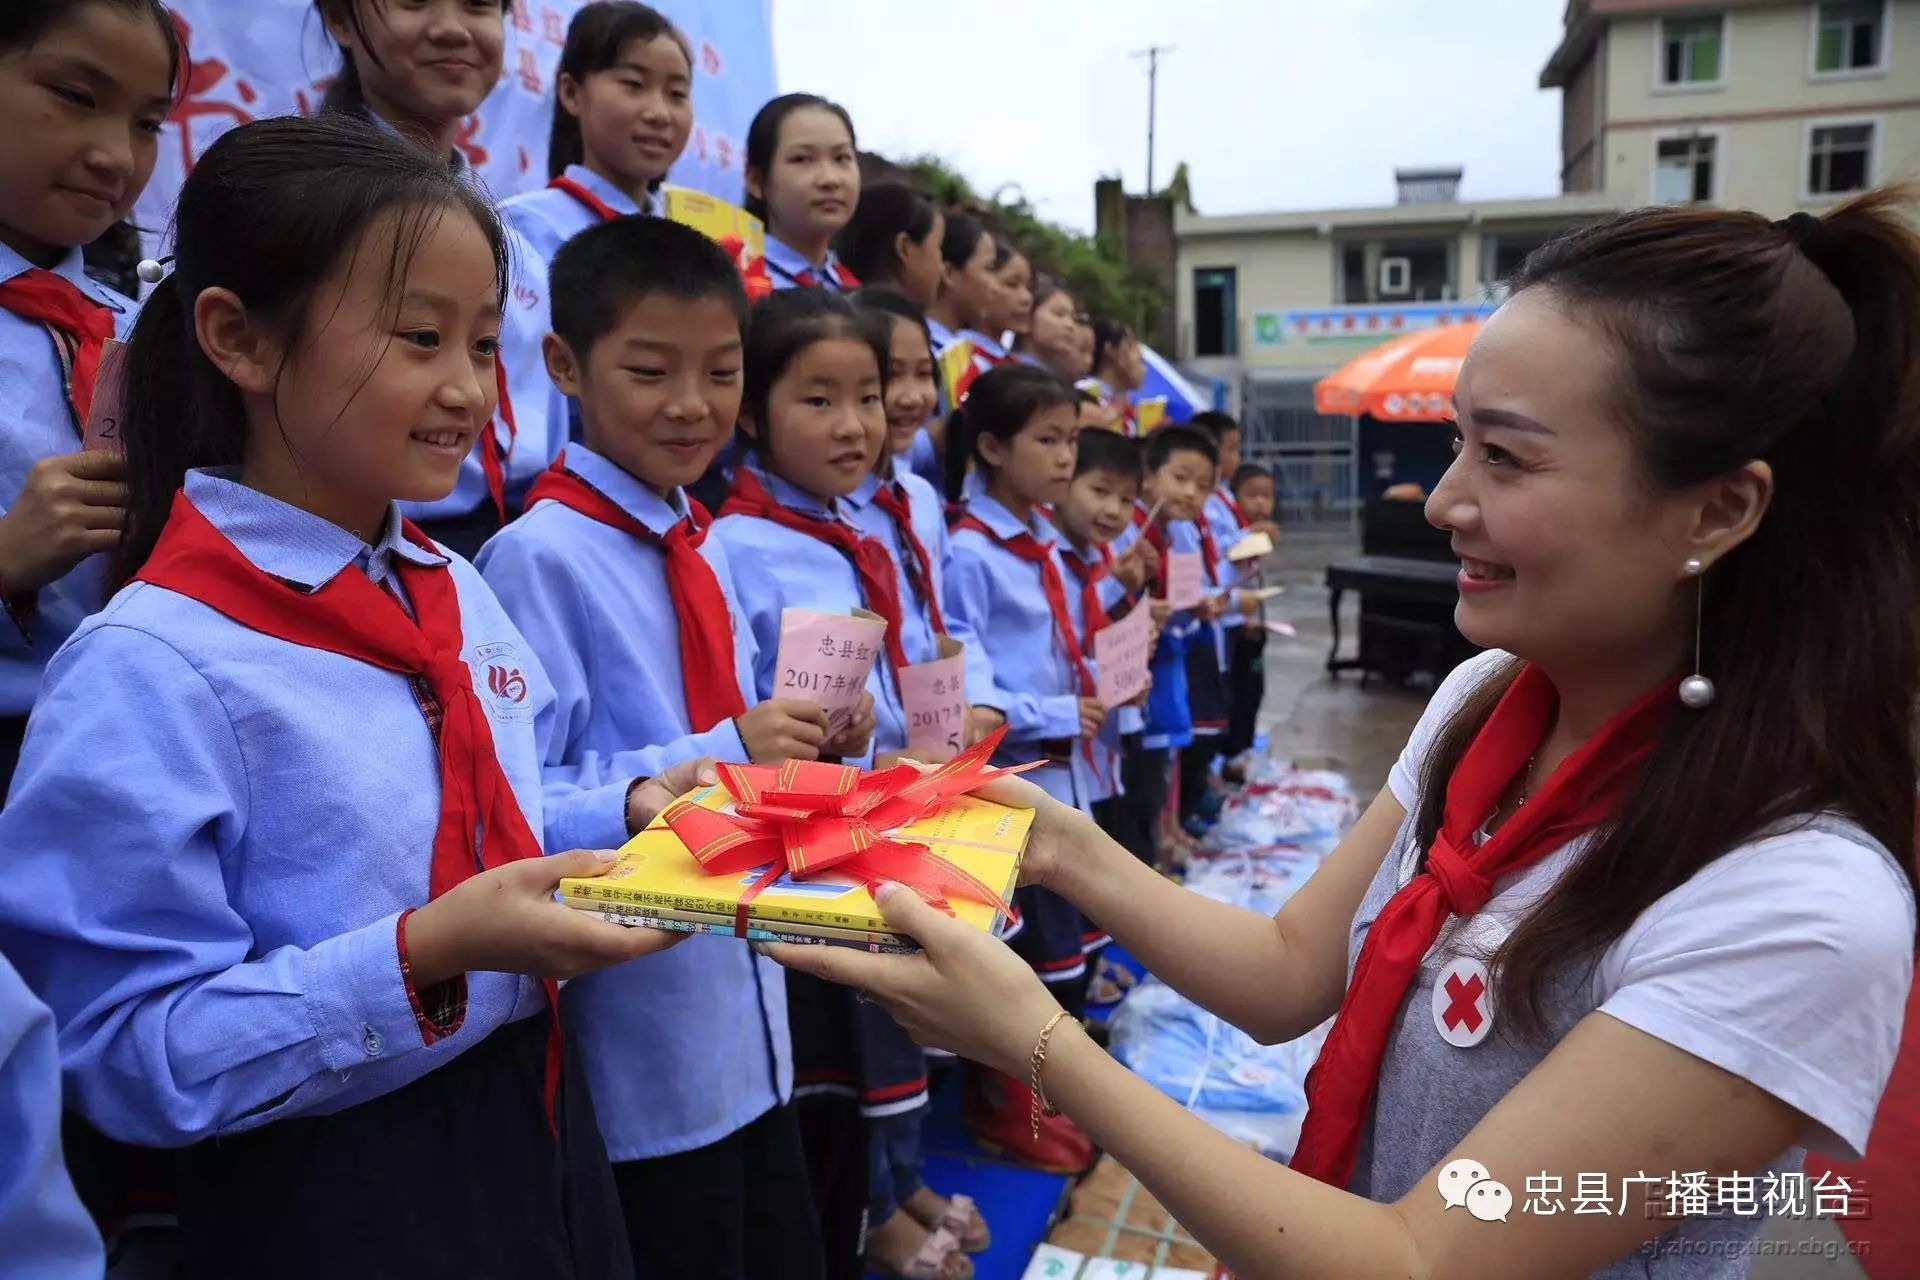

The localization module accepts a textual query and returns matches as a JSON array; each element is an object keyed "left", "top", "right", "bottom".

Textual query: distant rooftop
[{"left": 1395, "top": 166, "right": 1463, "bottom": 205}]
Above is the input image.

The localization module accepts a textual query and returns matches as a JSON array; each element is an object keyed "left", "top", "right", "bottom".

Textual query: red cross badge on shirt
[{"left": 1431, "top": 956, "right": 1493, "bottom": 1048}]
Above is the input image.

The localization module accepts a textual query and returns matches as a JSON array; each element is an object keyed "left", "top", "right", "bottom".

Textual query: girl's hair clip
[{"left": 136, "top": 255, "right": 175, "bottom": 285}]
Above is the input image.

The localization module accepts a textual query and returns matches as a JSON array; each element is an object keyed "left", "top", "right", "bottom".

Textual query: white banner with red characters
[{"left": 134, "top": 0, "right": 776, "bottom": 240}]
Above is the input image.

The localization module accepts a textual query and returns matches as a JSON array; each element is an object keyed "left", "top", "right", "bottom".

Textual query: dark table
[{"left": 1324, "top": 555, "right": 1464, "bottom": 679}]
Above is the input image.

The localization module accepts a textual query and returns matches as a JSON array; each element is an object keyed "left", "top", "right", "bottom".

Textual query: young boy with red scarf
[{"left": 477, "top": 217, "right": 839, "bottom": 1279}]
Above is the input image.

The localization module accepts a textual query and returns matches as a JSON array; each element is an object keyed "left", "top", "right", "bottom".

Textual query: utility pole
[{"left": 1131, "top": 44, "right": 1174, "bottom": 194}]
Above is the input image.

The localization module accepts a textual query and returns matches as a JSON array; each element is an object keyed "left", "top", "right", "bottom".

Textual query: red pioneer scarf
[
  {"left": 870, "top": 481, "right": 948, "bottom": 635},
  {"left": 768, "top": 252, "right": 861, "bottom": 291},
  {"left": 135, "top": 491, "right": 565, "bottom": 1127},
  {"left": 1216, "top": 487, "right": 1248, "bottom": 529},
  {"left": 523, "top": 455, "right": 746, "bottom": 732},
  {"left": 950, "top": 512, "right": 1096, "bottom": 699},
  {"left": 0, "top": 268, "right": 116, "bottom": 427},
  {"left": 719, "top": 469, "right": 909, "bottom": 670},
  {"left": 479, "top": 362, "right": 518, "bottom": 523},
  {"left": 548, "top": 174, "right": 624, "bottom": 223},
  {"left": 1288, "top": 663, "right": 1675, "bottom": 1187},
  {"left": 1058, "top": 545, "right": 1114, "bottom": 638}
]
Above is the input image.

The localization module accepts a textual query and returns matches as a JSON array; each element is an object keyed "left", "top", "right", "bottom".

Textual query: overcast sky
[{"left": 772, "top": 0, "right": 1570, "bottom": 232}]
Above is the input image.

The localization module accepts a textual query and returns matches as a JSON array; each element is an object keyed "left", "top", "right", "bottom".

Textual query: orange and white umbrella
[{"left": 1312, "top": 322, "right": 1481, "bottom": 422}]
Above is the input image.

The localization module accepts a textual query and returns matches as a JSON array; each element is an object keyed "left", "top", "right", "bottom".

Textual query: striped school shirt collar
[{"left": 182, "top": 467, "right": 446, "bottom": 592}]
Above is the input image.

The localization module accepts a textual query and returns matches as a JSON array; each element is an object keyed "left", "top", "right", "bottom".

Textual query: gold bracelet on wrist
[{"left": 1028, "top": 1010, "right": 1071, "bottom": 1141}]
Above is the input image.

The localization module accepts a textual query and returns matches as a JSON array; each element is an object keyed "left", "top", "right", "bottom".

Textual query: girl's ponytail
[
  {"left": 942, "top": 402, "right": 974, "bottom": 505},
  {"left": 114, "top": 274, "right": 246, "bottom": 584},
  {"left": 1794, "top": 188, "right": 1920, "bottom": 495}
]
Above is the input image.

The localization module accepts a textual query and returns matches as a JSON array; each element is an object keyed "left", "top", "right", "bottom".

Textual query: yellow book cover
[
  {"left": 1134, "top": 396, "right": 1170, "bottom": 435},
  {"left": 662, "top": 185, "right": 766, "bottom": 261},
  {"left": 938, "top": 339, "right": 977, "bottom": 406},
  {"left": 558, "top": 785, "right": 1031, "bottom": 949}
]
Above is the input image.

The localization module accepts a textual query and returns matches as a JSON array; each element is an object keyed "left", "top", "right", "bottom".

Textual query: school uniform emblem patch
[{"left": 472, "top": 641, "right": 534, "bottom": 722}]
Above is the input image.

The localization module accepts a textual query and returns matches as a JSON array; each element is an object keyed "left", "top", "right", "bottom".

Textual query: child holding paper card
[
  {"left": 715, "top": 288, "right": 952, "bottom": 1279},
  {"left": 0, "top": 115, "right": 687, "bottom": 1275},
  {"left": 1112, "top": 425, "right": 1222, "bottom": 865},
  {"left": 942, "top": 363, "right": 1105, "bottom": 1173},
  {"left": 744, "top": 93, "right": 862, "bottom": 293},
  {"left": 476, "top": 216, "right": 834, "bottom": 1280},
  {"left": 1178, "top": 413, "right": 1243, "bottom": 827},
  {"left": 501, "top": 3, "right": 693, "bottom": 262},
  {"left": 1047, "top": 430, "right": 1157, "bottom": 1004},
  {"left": 842, "top": 293, "right": 992, "bottom": 1280},
  {"left": 1223, "top": 461, "right": 1279, "bottom": 771},
  {"left": 0, "top": 0, "right": 179, "bottom": 789}
]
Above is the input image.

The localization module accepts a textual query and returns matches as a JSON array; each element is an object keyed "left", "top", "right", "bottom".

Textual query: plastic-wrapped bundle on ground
[
  {"left": 1109, "top": 763, "right": 1354, "bottom": 1161},
  {"left": 1198, "top": 762, "right": 1357, "bottom": 861},
  {"left": 1109, "top": 980, "right": 1329, "bottom": 1161}
]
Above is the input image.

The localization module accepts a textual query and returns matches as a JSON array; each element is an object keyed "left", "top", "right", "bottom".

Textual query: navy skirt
[{"left": 175, "top": 1010, "right": 631, "bottom": 1279}]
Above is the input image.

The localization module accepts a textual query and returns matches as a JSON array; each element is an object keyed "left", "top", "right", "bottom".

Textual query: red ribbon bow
[{"left": 660, "top": 726, "right": 1038, "bottom": 938}]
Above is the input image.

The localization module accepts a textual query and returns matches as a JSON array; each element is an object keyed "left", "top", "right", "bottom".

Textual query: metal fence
[{"left": 1241, "top": 375, "right": 1359, "bottom": 533}]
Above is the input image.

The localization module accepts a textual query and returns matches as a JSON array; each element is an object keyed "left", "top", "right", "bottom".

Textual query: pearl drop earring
[{"left": 1679, "top": 556, "right": 1715, "bottom": 709}]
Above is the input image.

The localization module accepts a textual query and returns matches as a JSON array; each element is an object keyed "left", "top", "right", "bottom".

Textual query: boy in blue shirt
[
  {"left": 478, "top": 216, "right": 834, "bottom": 1280},
  {"left": 1112, "top": 425, "right": 1222, "bottom": 867}
]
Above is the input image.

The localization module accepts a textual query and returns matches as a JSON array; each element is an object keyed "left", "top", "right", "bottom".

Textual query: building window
[
  {"left": 1339, "top": 246, "right": 1367, "bottom": 305},
  {"left": 1814, "top": 2, "right": 1886, "bottom": 74},
  {"left": 1654, "top": 134, "right": 1717, "bottom": 204},
  {"left": 1659, "top": 14, "right": 1725, "bottom": 85},
  {"left": 1193, "top": 267, "right": 1237, "bottom": 357},
  {"left": 1806, "top": 122, "right": 1875, "bottom": 197},
  {"left": 1479, "top": 232, "right": 1559, "bottom": 299}
]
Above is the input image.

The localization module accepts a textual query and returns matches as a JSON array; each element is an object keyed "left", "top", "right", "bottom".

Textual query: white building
[{"left": 1542, "top": 0, "right": 1920, "bottom": 211}]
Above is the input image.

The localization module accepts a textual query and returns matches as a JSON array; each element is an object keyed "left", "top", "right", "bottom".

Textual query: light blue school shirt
[
  {"left": 944, "top": 494, "right": 1101, "bottom": 811},
  {"left": 0, "top": 243, "right": 135, "bottom": 717},
  {"left": 0, "top": 952, "right": 102, "bottom": 1280},
  {"left": 927, "top": 317, "right": 959, "bottom": 356},
  {"left": 0, "top": 468, "right": 633, "bottom": 1147},
  {"left": 1205, "top": 488, "right": 1250, "bottom": 641},
  {"left": 476, "top": 444, "right": 790, "bottom": 1160},
  {"left": 500, "top": 163, "right": 653, "bottom": 269},
  {"left": 710, "top": 465, "right": 890, "bottom": 764},
  {"left": 1054, "top": 534, "right": 1130, "bottom": 803},
  {"left": 844, "top": 470, "right": 947, "bottom": 677},
  {"left": 763, "top": 235, "right": 856, "bottom": 292},
  {"left": 904, "top": 429, "right": 943, "bottom": 493}
]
